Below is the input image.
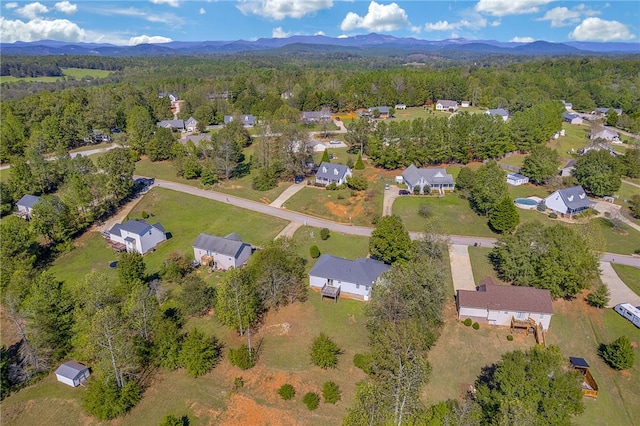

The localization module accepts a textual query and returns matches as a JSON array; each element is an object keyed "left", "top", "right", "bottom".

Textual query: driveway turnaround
[
  {"left": 599, "top": 261, "right": 640, "bottom": 308},
  {"left": 269, "top": 183, "right": 307, "bottom": 208},
  {"left": 449, "top": 244, "right": 476, "bottom": 292}
]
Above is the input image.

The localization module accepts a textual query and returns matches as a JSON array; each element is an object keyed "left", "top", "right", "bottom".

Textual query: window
[
  {"left": 356, "top": 284, "right": 359, "bottom": 289},
  {"left": 516, "top": 312, "right": 526, "bottom": 319}
]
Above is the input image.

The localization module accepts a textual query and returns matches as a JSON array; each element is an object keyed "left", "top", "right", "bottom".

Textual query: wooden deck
[
  {"left": 510, "top": 317, "right": 545, "bottom": 345},
  {"left": 321, "top": 284, "right": 340, "bottom": 302}
]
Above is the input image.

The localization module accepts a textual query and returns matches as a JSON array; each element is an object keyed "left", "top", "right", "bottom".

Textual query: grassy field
[
  {"left": 290, "top": 225, "right": 370, "bottom": 269},
  {"left": 0, "top": 68, "right": 112, "bottom": 83},
  {"left": 611, "top": 264, "right": 640, "bottom": 296},
  {"left": 546, "top": 123, "right": 591, "bottom": 157},
  {"left": 467, "top": 246, "right": 502, "bottom": 284},
  {"left": 425, "top": 297, "right": 640, "bottom": 426},
  {"left": 49, "top": 187, "right": 288, "bottom": 287},
  {"left": 284, "top": 187, "right": 375, "bottom": 226},
  {"left": 498, "top": 153, "right": 527, "bottom": 168}
]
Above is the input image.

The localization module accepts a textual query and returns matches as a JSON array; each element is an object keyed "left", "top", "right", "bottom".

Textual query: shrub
[
  {"left": 303, "top": 392, "right": 320, "bottom": 410},
  {"left": 418, "top": 203, "right": 432, "bottom": 218},
  {"left": 346, "top": 157, "right": 355, "bottom": 169},
  {"left": 82, "top": 379, "right": 142, "bottom": 420},
  {"left": 353, "top": 353, "right": 372, "bottom": 373},
  {"left": 326, "top": 182, "right": 338, "bottom": 190},
  {"left": 602, "top": 336, "right": 635, "bottom": 370},
  {"left": 228, "top": 344, "right": 257, "bottom": 370},
  {"left": 414, "top": 186, "right": 422, "bottom": 195},
  {"left": 310, "top": 245, "right": 321, "bottom": 258},
  {"left": 337, "top": 193, "right": 345, "bottom": 200},
  {"left": 310, "top": 333, "right": 341, "bottom": 369},
  {"left": 587, "top": 284, "right": 610, "bottom": 308},
  {"left": 346, "top": 174, "right": 368, "bottom": 191},
  {"left": 159, "top": 414, "right": 189, "bottom": 426},
  {"left": 278, "top": 384, "right": 296, "bottom": 400},
  {"left": 322, "top": 381, "right": 341, "bottom": 404},
  {"left": 141, "top": 210, "right": 149, "bottom": 219},
  {"left": 548, "top": 212, "right": 558, "bottom": 219},
  {"left": 507, "top": 335, "right": 514, "bottom": 341},
  {"left": 320, "top": 228, "right": 330, "bottom": 240},
  {"left": 463, "top": 318, "right": 472, "bottom": 326},
  {"left": 233, "top": 377, "right": 244, "bottom": 390},
  {"left": 472, "top": 322, "right": 480, "bottom": 330}
]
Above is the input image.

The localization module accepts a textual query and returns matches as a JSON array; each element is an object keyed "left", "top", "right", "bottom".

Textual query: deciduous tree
[
  {"left": 369, "top": 215, "right": 412, "bottom": 264},
  {"left": 470, "top": 161, "right": 508, "bottom": 216},
  {"left": 573, "top": 149, "right": 622, "bottom": 197},
  {"left": 521, "top": 146, "right": 559, "bottom": 184}
]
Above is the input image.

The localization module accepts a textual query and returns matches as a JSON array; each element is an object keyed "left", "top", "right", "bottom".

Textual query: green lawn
[
  {"left": 284, "top": 186, "right": 378, "bottom": 226},
  {"left": 290, "top": 225, "right": 370, "bottom": 269},
  {"left": 50, "top": 187, "right": 288, "bottom": 288},
  {"left": 546, "top": 123, "right": 591, "bottom": 158},
  {"left": 595, "top": 217, "right": 640, "bottom": 255},
  {"left": 468, "top": 247, "right": 502, "bottom": 284},
  {"left": 611, "top": 264, "right": 640, "bottom": 297},
  {"left": 0, "top": 68, "right": 112, "bottom": 83},
  {"left": 498, "top": 153, "right": 527, "bottom": 168},
  {"left": 135, "top": 159, "right": 199, "bottom": 187}
]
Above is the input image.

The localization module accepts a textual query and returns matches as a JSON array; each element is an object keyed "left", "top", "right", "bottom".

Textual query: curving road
[{"left": 150, "top": 178, "right": 639, "bottom": 267}]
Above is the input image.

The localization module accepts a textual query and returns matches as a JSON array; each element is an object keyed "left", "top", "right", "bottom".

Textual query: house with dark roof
[
  {"left": 559, "top": 159, "right": 577, "bottom": 177},
  {"left": 456, "top": 283, "right": 553, "bottom": 331},
  {"left": 309, "top": 254, "right": 390, "bottom": 301},
  {"left": 192, "top": 232, "right": 252, "bottom": 271},
  {"left": 563, "top": 113, "right": 583, "bottom": 125},
  {"left": 55, "top": 361, "right": 90, "bottom": 387},
  {"left": 594, "top": 107, "right": 622, "bottom": 116},
  {"left": 156, "top": 120, "right": 186, "bottom": 131},
  {"left": 402, "top": 164, "right": 455, "bottom": 194},
  {"left": 485, "top": 108, "right": 509, "bottom": 122},
  {"left": 104, "top": 219, "right": 167, "bottom": 254},
  {"left": 302, "top": 108, "right": 332, "bottom": 124},
  {"left": 544, "top": 185, "right": 595, "bottom": 218},
  {"left": 506, "top": 173, "right": 529, "bottom": 186},
  {"left": 367, "top": 106, "right": 391, "bottom": 118},
  {"left": 435, "top": 100, "right": 458, "bottom": 112},
  {"left": 315, "top": 162, "right": 352, "bottom": 186},
  {"left": 224, "top": 114, "right": 255, "bottom": 127},
  {"left": 15, "top": 194, "right": 40, "bottom": 219}
]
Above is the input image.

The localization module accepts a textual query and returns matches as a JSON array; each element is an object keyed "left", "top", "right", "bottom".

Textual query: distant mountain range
[{"left": 1, "top": 33, "right": 639, "bottom": 57}]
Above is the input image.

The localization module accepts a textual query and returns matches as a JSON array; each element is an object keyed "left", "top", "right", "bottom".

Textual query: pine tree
[
  {"left": 321, "top": 150, "right": 330, "bottom": 163},
  {"left": 354, "top": 152, "right": 365, "bottom": 170},
  {"left": 489, "top": 197, "right": 520, "bottom": 233}
]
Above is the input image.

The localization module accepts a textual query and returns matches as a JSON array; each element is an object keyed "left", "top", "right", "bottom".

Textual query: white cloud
[
  {"left": 16, "top": 2, "right": 49, "bottom": 19},
  {"left": 490, "top": 20, "right": 500, "bottom": 27},
  {"left": 237, "top": 0, "right": 333, "bottom": 20},
  {"left": 0, "top": 17, "right": 85, "bottom": 42},
  {"left": 272, "top": 27, "right": 290, "bottom": 38},
  {"left": 569, "top": 17, "right": 635, "bottom": 41},
  {"left": 95, "top": 7, "right": 184, "bottom": 27},
  {"left": 314, "top": 30, "right": 325, "bottom": 35},
  {"left": 199, "top": 7, "right": 206, "bottom": 14},
  {"left": 54, "top": 1, "right": 77, "bottom": 14},
  {"left": 150, "top": 0, "right": 180, "bottom": 7},
  {"left": 538, "top": 5, "right": 599, "bottom": 27},
  {"left": 128, "top": 35, "right": 172, "bottom": 45},
  {"left": 340, "top": 1, "right": 410, "bottom": 32},
  {"left": 475, "top": 0, "right": 553, "bottom": 17},
  {"left": 337, "top": 34, "right": 348, "bottom": 38},
  {"left": 510, "top": 36, "right": 535, "bottom": 42},
  {"left": 424, "top": 18, "right": 487, "bottom": 32},
  {"left": 5, "top": 2, "right": 18, "bottom": 9}
]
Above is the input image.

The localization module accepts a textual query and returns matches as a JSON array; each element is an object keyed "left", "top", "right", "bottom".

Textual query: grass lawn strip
[{"left": 611, "top": 264, "right": 640, "bottom": 297}]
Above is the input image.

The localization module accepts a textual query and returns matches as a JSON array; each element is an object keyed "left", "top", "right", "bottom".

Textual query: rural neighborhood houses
[
  {"left": 367, "top": 106, "right": 391, "bottom": 118},
  {"left": 192, "top": 232, "right": 252, "bottom": 271},
  {"left": 460, "top": 101, "right": 470, "bottom": 108},
  {"left": 485, "top": 108, "right": 509, "bottom": 122},
  {"left": 309, "top": 254, "right": 390, "bottom": 301},
  {"left": 435, "top": 100, "right": 458, "bottom": 112},
  {"left": 590, "top": 128, "right": 620, "bottom": 142},
  {"left": 456, "top": 281, "right": 554, "bottom": 331},
  {"left": 506, "top": 173, "right": 529, "bottom": 186},
  {"left": 561, "top": 100, "right": 573, "bottom": 110},
  {"left": 104, "top": 219, "right": 167, "bottom": 254},
  {"left": 224, "top": 114, "right": 256, "bottom": 127},
  {"left": 55, "top": 361, "right": 90, "bottom": 387},
  {"left": 559, "top": 159, "right": 577, "bottom": 177},
  {"left": 593, "top": 107, "right": 622, "bottom": 116},
  {"left": 563, "top": 113, "right": 583, "bottom": 125},
  {"left": 15, "top": 194, "right": 40, "bottom": 219},
  {"left": 157, "top": 120, "right": 185, "bottom": 132},
  {"left": 402, "top": 164, "right": 455, "bottom": 194},
  {"left": 544, "top": 185, "right": 595, "bottom": 218},
  {"left": 315, "top": 162, "right": 352, "bottom": 186},
  {"left": 301, "top": 108, "right": 332, "bottom": 124}
]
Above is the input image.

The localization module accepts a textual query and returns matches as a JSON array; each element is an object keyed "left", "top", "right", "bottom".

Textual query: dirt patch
[{"left": 218, "top": 394, "right": 299, "bottom": 426}]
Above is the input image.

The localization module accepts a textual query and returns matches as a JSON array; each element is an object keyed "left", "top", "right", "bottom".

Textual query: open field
[
  {"left": 290, "top": 225, "right": 370, "bottom": 267},
  {"left": 284, "top": 187, "right": 376, "bottom": 226},
  {"left": 611, "top": 264, "right": 640, "bottom": 297},
  {"left": 547, "top": 123, "right": 591, "bottom": 157},
  {"left": 498, "top": 153, "right": 526, "bottom": 168},
  {"left": 425, "top": 297, "right": 640, "bottom": 426},
  {"left": 0, "top": 68, "right": 112, "bottom": 83}
]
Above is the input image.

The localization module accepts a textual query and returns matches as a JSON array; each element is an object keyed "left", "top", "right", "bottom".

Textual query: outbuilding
[{"left": 55, "top": 361, "right": 90, "bottom": 387}]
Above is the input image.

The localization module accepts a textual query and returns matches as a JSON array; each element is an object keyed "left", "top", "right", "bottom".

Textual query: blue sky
[{"left": 1, "top": 0, "right": 638, "bottom": 45}]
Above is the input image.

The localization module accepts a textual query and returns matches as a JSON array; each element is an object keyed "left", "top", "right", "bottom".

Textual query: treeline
[{"left": 0, "top": 55, "right": 125, "bottom": 77}]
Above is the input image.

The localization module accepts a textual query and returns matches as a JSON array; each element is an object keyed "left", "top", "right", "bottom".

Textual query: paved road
[
  {"left": 622, "top": 179, "right": 640, "bottom": 189},
  {"left": 269, "top": 183, "right": 307, "bottom": 208},
  {"left": 600, "top": 261, "right": 640, "bottom": 307},
  {"left": 449, "top": 245, "right": 476, "bottom": 292}
]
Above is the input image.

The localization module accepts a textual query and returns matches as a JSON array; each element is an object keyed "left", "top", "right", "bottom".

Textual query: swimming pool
[{"left": 514, "top": 198, "right": 539, "bottom": 209}]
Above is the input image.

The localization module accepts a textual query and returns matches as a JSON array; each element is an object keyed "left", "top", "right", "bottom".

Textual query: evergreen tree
[
  {"left": 369, "top": 215, "right": 412, "bottom": 264},
  {"left": 321, "top": 149, "right": 330, "bottom": 164},
  {"left": 117, "top": 251, "right": 146, "bottom": 287},
  {"left": 179, "top": 328, "right": 221, "bottom": 378},
  {"left": 354, "top": 152, "right": 365, "bottom": 170},
  {"left": 602, "top": 336, "right": 635, "bottom": 370},
  {"left": 470, "top": 161, "right": 508, "bottom": 216},
  {"left": 573, "top": 150, "right": 622, "bottom": 197},
  {"left": 521, "top": 146, "right": 559, "bottom": 184},
  {"left": 489, "top": 197, "right": 520, "bottom": 233},
  {"left": 310, "top": 333, "right": 341, "bottom": 369}
]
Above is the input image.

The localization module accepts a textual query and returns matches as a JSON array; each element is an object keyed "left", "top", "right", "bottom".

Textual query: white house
[
  {"left": 309, "top": 254, "right": 390, "bottom": 301},
  {"left": 456, "top": 282, "right": 554, "bottom": 331},
  {"left": 563, "top": 113, "right": 583, "bottom": 125},
  {"left": 395, "top": 104, "right": 407, "bottom": 110},
  {"left": 185, "top": 117, "right": 199, "bottom": 132},
  {"left": 15, "top": 194, "right": 40, "bottom": 219},
  {"left": 544, "top": 185, "right": 594, "bottom": 218},
  {"left": 301, "top": 108, "right": 332, "bottom": 124},
  {"left": 156, "top": 120, "right": 185, "bottom": 131},
  {"left": 591, "top": 128, "right": 620, "bottom": 143},
  {"left": 559, "top": 159, "right": 576, "bottom": 177},
  {"left": 506, "top": 173, "right": 529, "bottom": 186},
  {"left": 105, "top": 219, "right": 167, "bottom": 254},
  {"left": 485, "top": 108, "right": 509, "bottom": 122},
  {"left": 315, "top": 162, "right": 352, "bottom": 186},
  {"left": 55, "top": 361, "right": 90, "bottom": 387},
  {"left": 460, "top": 101, "right": 470, "bottom": 108},
  {"left": 192, "top": 232, "right": 252, "bottom": 271},
  {"left": 402, "top": 164, "right": 455, "bottom": 194},
  {"left": 561, "top": 100, "right": 573, "bottom": 111},
  {"left": 436, "top": 100, "right": 458, "bottom": 112}
]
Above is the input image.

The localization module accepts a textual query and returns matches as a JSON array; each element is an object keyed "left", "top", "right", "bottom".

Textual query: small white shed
[{"left": 55, "top": 361, "right": 90, "bottom": 387}]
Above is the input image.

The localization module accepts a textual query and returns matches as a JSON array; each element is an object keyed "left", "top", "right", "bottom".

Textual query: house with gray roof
[
  {"left": 367, "top": 106, "right": 391, "bottom": 118},
  {"left": 590, "top": 128, "right": 620, "bottom": 143},
  {"left": 309, "top": 254, "right": 390, "bottom": 301},
  {"left": 486, "top": 108, "right": 509, "bottom": 122},
  {"left": 563, "top": 112, "right": 583, "bottom": 125},
  {"left": 544, "top": 185, "right": 595, "bottom": 218},
  {"left": 16, "top": 194, "right": 40, "bottom": 219},
  {"left": 594, "top": 107, "right": 622, "bottom": 116},
  {"left": 55, "top": 361, "right": 90, "bottom": 387},
  {"left": 302, "top": 108, "right": 332, "bottom": 124},
  {"left": 457, "top": 282, "right": 553, "bottom": 331},
  {"left": 156, "top": 120, "right": 185, "bottom": 131},
  {"left": 561, "top": 100, "right": 573, "bottom": 111},
  {"left": 435, "top": 100, "right": 458, "bottom": 112},
  {"left": 105, "top": 219, "right": 167, "bottom": 254},
  {"left": 224, "top": 114, "right": 255, "bottom": 127},
  {"left": 185, "top": 117, "right": 199, "bottom": 132},
  {"left": 559, "top": 159, "right": 576, "bottom": 177},
  {"left": 192, "top": 232, "right": 252, "bottom": 271},
  {"left": 402, "top": 164, "right": 455, "bottom": 194},
  {"left": 315, "top": 162, "right": 352, "bottom": 186}
]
